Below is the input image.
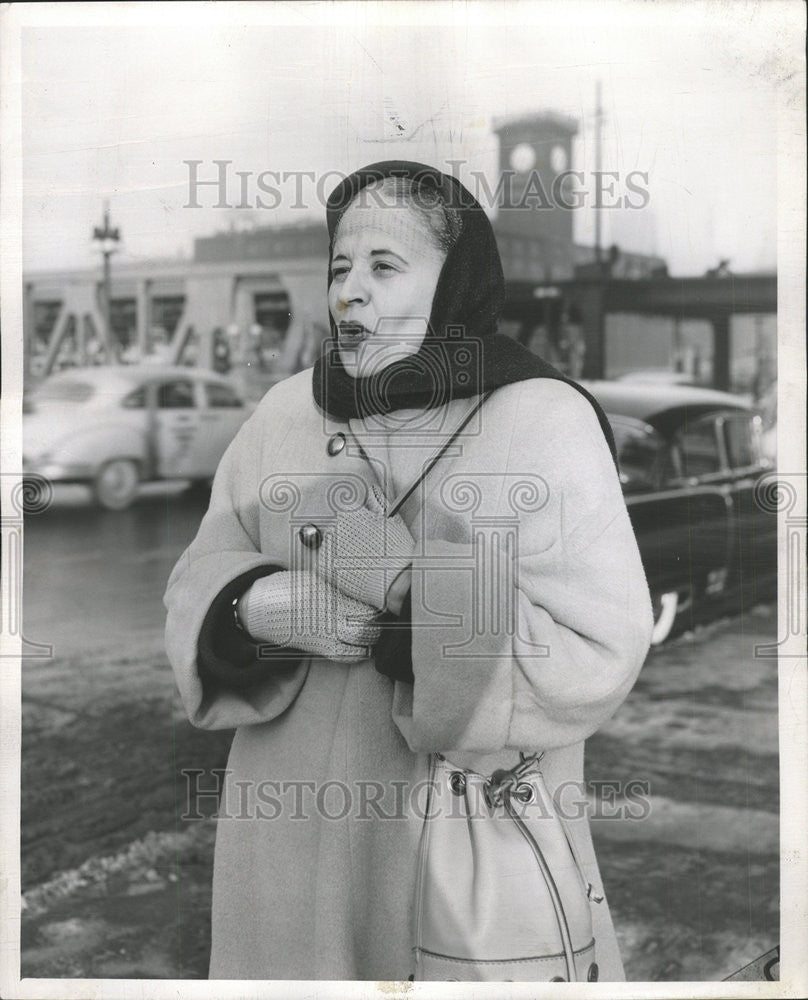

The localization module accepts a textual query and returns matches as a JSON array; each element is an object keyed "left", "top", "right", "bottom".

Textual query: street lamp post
[{"left": 92, "top": 201, "right": 121, "bottom": 362}]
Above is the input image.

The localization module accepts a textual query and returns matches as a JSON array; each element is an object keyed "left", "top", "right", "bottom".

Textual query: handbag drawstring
[
  {"left": 483, "top": 751, "right": 543, "bottom": 808},
  {"left": 502, "top": 796, "right": 577, "bottom": 982},
  {"left": 484, "top": 752, "right": 578, "bottom": 983}
]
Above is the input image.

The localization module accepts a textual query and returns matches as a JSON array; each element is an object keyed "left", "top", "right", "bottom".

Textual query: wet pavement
[
  {"left": 23, "top": 482, "right": 210, "bottom": 658},
  {"left": 20, "top": 487, "right": 779, "bottom": 982}
]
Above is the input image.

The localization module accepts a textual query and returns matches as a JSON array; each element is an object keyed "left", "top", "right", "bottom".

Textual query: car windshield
[{"left": 32, "top": 380, "right": 97, "bottom": 404}]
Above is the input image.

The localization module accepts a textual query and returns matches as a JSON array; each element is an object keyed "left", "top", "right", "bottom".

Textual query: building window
[
  {"left": 251, "top": 290, "right": 292, "bottom": 371},
  {"left": 110, "top": 298, "right": 137, "bottom": 351},
  {"left": 151, "top": 296, "right": 186, "bottom": 342},
  {"left": 254, "top": 291, "right": 291, "bottom": 337},
  {"left": 32, "top": 300, "right": 62, "bottom": 350}
]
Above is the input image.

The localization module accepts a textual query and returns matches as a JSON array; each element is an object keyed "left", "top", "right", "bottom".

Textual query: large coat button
[
  {"left": 298, "top": 523, "right": 323, "bottom": 549},
  {"left": 327, "top": 433, "right": 346, "bottom": 456}
]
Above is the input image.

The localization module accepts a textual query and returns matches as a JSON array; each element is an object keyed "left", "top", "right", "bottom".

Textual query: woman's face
[{"left": 328, "top": 195, "right": 447, "bottom": 378}]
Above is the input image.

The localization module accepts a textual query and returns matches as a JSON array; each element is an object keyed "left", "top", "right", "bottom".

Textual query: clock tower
[{"left": 491, "top": 112, "right": 578, "bottom": 282}]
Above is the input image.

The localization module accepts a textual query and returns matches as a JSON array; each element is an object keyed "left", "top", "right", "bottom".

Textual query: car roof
[
  {"left": 615, "top": 370, "right": 699, "bottom": 384},
  {"left": 582, "top": 379, "right": 750, "bottom": 425}
]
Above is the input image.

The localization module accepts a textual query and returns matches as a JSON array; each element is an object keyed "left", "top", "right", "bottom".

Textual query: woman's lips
[{"left": 337, "top": 322, "right": 370, "bottom": 347}]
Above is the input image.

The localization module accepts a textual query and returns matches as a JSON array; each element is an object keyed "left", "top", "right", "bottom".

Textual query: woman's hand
[
  {"left": 236, "top": 570, "right": 382, "bottom": 663},
  {"left": 318, "top": 484, "right": 415, "bottom": 612}
]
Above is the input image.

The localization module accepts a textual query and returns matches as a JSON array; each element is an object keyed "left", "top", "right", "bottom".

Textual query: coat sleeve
[
  {"left": 163, "top": 409, "right": 310, "bottom": 731},
  {"left": 391, "top": 380, "right": 654, "bottom": 754}
]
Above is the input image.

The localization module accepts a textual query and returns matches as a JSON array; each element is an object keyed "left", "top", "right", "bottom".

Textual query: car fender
[{"left": 50, "top": 420, "right": 152, "bottom": 476}]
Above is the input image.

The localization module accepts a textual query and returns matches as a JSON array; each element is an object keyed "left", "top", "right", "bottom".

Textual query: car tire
[
  {"left": 185, "top": 478, "right": 213, "bottom": 494},
  {"left": 650, "top": 590, "right": 679, "bottom": 645},
  {"left": 93, "top": 459, "right": 140, "bottom": 511}
]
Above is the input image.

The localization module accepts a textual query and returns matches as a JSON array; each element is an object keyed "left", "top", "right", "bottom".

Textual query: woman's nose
[{"left": 338, "top": 267, "right": 370, "bottom": 305}]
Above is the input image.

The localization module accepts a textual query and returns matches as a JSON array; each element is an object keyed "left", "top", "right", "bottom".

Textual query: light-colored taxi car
[{"left": 23, "top": 365, "right": 252, "bottom": 509}]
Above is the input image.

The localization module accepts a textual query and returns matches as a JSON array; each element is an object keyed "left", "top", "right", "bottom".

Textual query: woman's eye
[
  {"left": 331, "top": 266, "right": 349, "bottom": 280},
  {"left": 373, "top": 261, "right": 398, "bottom": 274}
]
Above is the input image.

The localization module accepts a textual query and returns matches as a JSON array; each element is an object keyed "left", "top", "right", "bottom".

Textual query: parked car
[
  {"left": 23, "top": 366, "right": 252, "bottom": 509},
  {"left": 585, "top": 380, "right": 777, "bottom": 643}
]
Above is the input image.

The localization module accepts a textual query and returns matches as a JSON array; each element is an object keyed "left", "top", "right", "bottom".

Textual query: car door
[
  {"left": 198, "top": 380, "right": 248, "bottom": 473},
  {"left": 665, "top": 412, "right": 735, "bottom": 601},
  {"left": 718, "top": 410, "right": 777, "bottom": 608},
  {"left": 618, "top": 414, "right": 732, "bottom": 617},
  {"left": 152, "top": 376, "right": 209, "bottom": 479},
  {"left": 614, "top": 418, "right": 699, "bottom": 603}
]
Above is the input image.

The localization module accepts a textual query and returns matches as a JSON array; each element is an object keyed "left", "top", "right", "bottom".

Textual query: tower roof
[{"left": 492, "top": 110, "right": 578, "bottom": 137}]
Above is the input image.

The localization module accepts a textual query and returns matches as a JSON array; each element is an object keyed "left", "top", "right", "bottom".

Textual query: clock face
[
  {"left": 509, "top": 143, "right": 537, "bottom": 173},
  {"left": 550, "top": 145, "right": 568, "bottom": 173}
]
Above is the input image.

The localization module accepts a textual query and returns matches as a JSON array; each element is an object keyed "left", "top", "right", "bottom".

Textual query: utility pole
[
  {"left": 92, "top": 201, "right": 120, "bottom": 361},
  {"left": 594, "top": 79, "right": 603, "bottom": 266}
]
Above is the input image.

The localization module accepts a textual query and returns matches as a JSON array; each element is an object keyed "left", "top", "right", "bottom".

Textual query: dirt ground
[{"left": 20, "top": 605, "right": 779, "bottom": 982}]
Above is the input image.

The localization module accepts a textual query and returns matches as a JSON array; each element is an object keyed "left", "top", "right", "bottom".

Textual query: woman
[{"left": 164, "top": 161, "right": 653, "bottom": 981}]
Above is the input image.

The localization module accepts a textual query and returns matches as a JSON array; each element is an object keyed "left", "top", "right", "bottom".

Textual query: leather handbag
[
  {"left": 380, "top": 393, "right": 602, "bottom": 981},
  {"left": 412, "top": 751, "right": 602, "bottom": 982}
]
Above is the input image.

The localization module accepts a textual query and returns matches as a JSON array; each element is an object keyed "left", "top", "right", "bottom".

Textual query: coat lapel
[{"left": 346, "top": 397, "right": 483, "bottom": 527}]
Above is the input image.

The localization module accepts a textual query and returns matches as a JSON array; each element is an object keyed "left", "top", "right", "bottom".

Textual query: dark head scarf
[{"left": 312, "top": 160, "right": 616, "bottom": 463}]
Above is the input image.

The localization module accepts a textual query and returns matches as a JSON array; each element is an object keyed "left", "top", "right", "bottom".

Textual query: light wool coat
[{"left": 164, "top": 368, "right": 654, "bottom": 981}]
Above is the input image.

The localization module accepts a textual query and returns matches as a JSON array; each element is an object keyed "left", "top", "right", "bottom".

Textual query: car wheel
[
  {"left": 650, "top": 590, "right": 679, "bottom": 645},
  {"left": 93, "top": 459, "right": 140, "bottom": 510},
  {"left": 185, "top": 478, "right": 213, "bottom": 494}
]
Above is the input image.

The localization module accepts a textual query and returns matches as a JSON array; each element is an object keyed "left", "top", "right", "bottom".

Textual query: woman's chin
[{"left": 341, "top": 343, "right": 423, "bottom": 380}]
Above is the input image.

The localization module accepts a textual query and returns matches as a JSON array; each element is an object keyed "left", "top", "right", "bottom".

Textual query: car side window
[
  {"left": 723, "top": 413, "right": 759, "bottom": 469},
  {"left": 674, "top": 416, "right": 722, "bottom": 479},
  {"left": 611, "top": 419, "right": 668, "bottom": 493},
  {"left": 205, "top": 382, "right": 243, "bottom": 408},
  {"left": 121, "top": 386, "right": 146, "bottom": 409},
  {"left": 157, "top": 379, "right": 196, "bottom": 409}
]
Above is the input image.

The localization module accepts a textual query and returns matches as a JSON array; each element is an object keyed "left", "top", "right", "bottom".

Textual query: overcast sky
[{"left": 19, "top": 1, "right": 793, "bottom": 276}]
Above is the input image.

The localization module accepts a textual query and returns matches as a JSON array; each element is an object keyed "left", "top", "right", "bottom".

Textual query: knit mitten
[
  {"left": 319, "top": 484, "right": 415, "bottom": 611},
  {"left": 237, "top": 570, "right": 381, "bottom": 662}
]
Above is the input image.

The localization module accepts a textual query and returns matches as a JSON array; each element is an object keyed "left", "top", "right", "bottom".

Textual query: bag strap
[
  {"left": 503, "top": 793, "right": 578, "bottom": 981},
  {"left": 387, "top": 390, "right": 494, "bottom": 518}
]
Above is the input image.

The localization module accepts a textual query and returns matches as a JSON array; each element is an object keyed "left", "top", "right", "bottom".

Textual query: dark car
[{"left": 584, "top": 381, "right": 776, "bottom": 644}]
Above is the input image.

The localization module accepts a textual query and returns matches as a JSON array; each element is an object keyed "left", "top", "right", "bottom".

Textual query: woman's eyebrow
[{"left": 370, "top": 249, "right": 408, "bottom": 263}]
